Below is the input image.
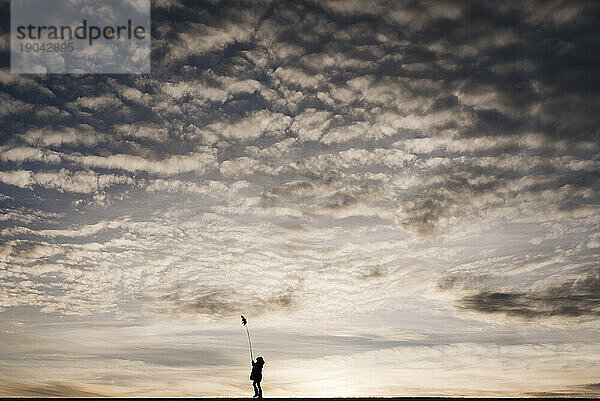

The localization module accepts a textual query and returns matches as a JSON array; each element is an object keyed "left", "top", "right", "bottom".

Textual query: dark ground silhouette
[{"left": 0, "top": 397, "right": 595, "bottom": 400}]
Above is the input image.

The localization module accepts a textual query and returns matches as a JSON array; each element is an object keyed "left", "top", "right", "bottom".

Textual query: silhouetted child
[{"left": 250, "top": 356, "right": 265, "bottom": 398}]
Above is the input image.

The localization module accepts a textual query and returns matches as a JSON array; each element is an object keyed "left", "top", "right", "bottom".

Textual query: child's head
[{"left": 256, "top": 356, "right": 264, "bottom": 363}]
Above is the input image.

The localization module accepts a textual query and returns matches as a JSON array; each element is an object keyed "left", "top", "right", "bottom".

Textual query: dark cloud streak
[{"left": 457, "top": 271, "right": 600, "bottom": 319}]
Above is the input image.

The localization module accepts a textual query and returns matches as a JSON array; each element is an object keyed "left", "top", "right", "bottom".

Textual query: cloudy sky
[{"left": 1, "top": 0, "right": 599, "bottom": 397}]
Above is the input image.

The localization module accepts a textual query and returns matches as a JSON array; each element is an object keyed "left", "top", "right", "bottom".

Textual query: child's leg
[
  {"left": 257, "top": 381, "right": 262, "bottom": 398},
  {"left": 253, "top": 381, "right": 259, "bottom": 396}
]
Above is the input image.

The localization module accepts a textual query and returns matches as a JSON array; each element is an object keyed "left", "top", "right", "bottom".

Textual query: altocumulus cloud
[{"left": 0, "top": 0, "right": 599, "bottom": 397}]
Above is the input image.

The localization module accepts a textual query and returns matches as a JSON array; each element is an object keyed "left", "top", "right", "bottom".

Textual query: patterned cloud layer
[{"left": 0, "top": 0, "right": 599, "bottom": 397}]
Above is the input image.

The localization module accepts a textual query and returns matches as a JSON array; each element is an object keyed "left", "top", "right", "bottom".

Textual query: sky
[{"left": 0, "top": 0, "right": 599, "bottom": 397}]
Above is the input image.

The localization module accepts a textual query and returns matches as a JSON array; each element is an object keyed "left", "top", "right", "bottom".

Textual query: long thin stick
[
  {"left": 245, "top": 324, "right": 254, "bottom": 361},
  {"left": 241, "top": 315, "right": 254, "bottom": 362}
]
